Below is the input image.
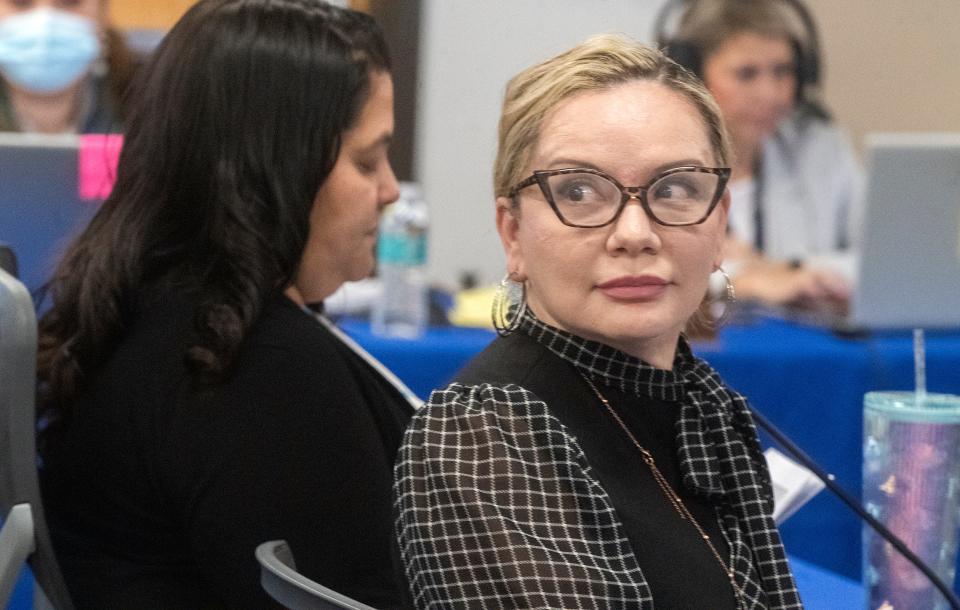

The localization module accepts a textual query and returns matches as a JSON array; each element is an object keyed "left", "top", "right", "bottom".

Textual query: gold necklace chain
[{"left": 579, "top": 372, "right": 747, "bottom": 610}]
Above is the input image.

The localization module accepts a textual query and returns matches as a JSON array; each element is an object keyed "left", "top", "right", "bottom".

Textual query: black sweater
[{"left": 40, "top": 291, "right": 413, "bottom": 608}]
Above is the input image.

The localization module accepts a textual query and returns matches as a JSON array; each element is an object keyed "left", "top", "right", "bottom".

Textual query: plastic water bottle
[{"left": 372, "top": 182, "right": 429, "bottom": 338}]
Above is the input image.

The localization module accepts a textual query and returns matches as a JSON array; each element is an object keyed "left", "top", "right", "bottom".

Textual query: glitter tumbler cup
[{"left": 863, "top": 391, "right": 960, "bottom": 610}]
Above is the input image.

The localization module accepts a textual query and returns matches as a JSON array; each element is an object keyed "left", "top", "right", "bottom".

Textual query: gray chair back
[
  {"left": 0, "top": 268, "right": 73, "bottom": 609},
  {"left": 0, "top": 244, "right": 16, "bottom": 278},
  {"left": 255, "top": 540, "right": 377, "bottom": 610}
]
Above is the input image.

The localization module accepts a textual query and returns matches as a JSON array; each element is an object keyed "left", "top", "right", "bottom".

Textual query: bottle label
[{"left": 378, "top": 233, "right": 427, "bottom": 266}]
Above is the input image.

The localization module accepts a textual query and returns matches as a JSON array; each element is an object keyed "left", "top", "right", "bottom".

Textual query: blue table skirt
[
  {"left": 790, "top": 556, "right": 864, "bottom": 608},
  {"left": 338, "top": 320, "right": 496, "bottom": 400},
  {"left": 340, "top": 317, "right": 960, "bottom": 586}
]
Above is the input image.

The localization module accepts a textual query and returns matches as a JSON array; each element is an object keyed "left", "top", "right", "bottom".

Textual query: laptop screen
[
  {"left": 0, "top": 133, "right": 100, "bottom": 295},
  {"left": 850, "top": 132, "right": 960, "bottom": 329}
]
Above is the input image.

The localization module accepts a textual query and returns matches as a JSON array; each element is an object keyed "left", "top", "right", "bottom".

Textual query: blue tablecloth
[
  {"left": 697, "top": 317, "right": 960, "bottom": 584},
  {"left": 340, "top": 316, "right": 960, "bottom": 586},
  {"left": 790, "top": 556, "right": 864, "bottom": 608}
]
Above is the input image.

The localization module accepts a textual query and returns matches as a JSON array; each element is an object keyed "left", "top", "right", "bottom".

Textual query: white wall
[{"left": 416, "top": 0, "right": 666, "bottom": 289}]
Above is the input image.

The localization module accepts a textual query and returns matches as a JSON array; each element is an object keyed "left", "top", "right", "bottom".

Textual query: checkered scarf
[{"left": 394, "top": 312, "right": 802, "bottom": 609}]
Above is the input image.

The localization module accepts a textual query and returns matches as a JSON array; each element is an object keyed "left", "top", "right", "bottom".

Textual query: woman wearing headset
[{"left": 664, "top": 0, "right": 863, "bottom": 311}]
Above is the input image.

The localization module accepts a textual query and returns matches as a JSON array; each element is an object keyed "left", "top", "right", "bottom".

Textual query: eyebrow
[
  {"left": 354, "top": 133, "right": 393, "bottom": 156},
  {"left": 731, "top": 59, "right": 794, "bottom": 70}
]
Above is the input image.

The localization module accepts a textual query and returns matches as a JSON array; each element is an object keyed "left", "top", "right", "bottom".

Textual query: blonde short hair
[{"left": 493, "top": 33, "right": 730, "bottom": 198}]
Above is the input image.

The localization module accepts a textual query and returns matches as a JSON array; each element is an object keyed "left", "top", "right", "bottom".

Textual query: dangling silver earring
[
  {"left": 710, "top": 267, "right": 736, "bottom": 325},
  {"left": 491, "top": 273, "right": 527, "bottom": 337}
]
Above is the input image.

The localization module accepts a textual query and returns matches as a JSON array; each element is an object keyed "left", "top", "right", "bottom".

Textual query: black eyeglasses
[{"left": 508, "top": 166, "right": 731, "bottom": 228}]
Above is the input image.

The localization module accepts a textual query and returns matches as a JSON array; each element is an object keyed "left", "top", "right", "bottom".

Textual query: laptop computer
[
  {"left": 736, "top": 132, "right": 960, "bottom": 333},
  {"left": 0, "top": 133, "right": 100, "bottom": 294},
  {"left": 847, "top": 132, "right": 960, "bottom": 330}
]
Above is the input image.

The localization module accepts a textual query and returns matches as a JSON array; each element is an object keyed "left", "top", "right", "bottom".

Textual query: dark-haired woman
[{"left": 37, "top": 1, "right": 414, "bottom": 607}]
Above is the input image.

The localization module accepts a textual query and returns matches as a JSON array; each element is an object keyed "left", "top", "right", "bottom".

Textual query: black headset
[{"left": 653, "top": 0, "right": 828, "bottom": 120}]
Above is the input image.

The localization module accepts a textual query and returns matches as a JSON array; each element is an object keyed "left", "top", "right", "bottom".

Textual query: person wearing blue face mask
[{"left": 0, "top": 0, "right": 136, "bottom": 133}]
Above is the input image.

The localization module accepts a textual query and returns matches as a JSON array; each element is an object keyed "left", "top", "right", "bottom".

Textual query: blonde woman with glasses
[{"left": 395, "top": 34, "right": 802, "bottom": 609}]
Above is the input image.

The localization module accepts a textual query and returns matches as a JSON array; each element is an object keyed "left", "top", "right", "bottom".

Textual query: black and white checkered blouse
[{"left": 394, "top": 312, "right": 802, "bottom": 609}]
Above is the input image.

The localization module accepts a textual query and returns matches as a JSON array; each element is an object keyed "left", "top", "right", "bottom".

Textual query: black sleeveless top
[
  {"left": 458, "top": 330, "right": 737, "bottom": 609},
  {"left": 394, "top": 311, "right": 802, "bottom": 609}
]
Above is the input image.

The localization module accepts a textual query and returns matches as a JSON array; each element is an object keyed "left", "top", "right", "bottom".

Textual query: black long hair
[{"left": 37, "top": 0, "right": 390, "bottom": 414}]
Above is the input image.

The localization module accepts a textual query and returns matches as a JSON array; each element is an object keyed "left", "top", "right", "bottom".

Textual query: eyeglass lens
[{"left": 545, "top": 170, "right": 720, "bottom": 226}]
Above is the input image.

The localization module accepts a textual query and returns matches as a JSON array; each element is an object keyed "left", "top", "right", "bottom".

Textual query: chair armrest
[{"left": 0, "top": 504, "right": 35, "bottom": 608}]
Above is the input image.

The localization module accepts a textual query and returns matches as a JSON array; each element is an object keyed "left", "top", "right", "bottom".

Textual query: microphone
[{"left": 749, "top": 406, "right": 960, "bottom": 609}]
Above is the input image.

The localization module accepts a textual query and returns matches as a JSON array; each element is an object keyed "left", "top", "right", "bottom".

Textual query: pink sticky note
[{"left": 78, "top": 133, "right": 123, "bottom": 201}]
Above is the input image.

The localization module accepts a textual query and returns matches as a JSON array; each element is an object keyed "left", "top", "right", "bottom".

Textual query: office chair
[
  {"left": 255, "top": 540, "right": 377, "bottom": 610},
  {"left": 0, "top": 244, "right": 16, "bottom": 278},
  {"left": 0, "top": 267, "right": 74, "bottom": 609}
]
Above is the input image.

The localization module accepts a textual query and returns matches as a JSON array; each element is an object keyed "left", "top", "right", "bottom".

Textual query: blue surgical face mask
[{"left": 0, "top": 7, "right": 101, "bottom": 94}]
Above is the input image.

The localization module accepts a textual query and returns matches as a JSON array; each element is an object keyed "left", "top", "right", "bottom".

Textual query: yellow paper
[{"left": 449, "top": 285, "right": 497, "bottom": 329}]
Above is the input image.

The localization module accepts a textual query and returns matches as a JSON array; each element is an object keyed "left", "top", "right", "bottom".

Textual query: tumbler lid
[{"left": 864, "top": 391, "right": 960, "bottom": 424}]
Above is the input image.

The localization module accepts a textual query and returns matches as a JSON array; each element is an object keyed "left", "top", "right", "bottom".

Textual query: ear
[
  {"left": 496, "top": 196, "right": 527, "bottom": 281},
  {"left": 712, "top": 189, "right": 731, "bottom": 271}
]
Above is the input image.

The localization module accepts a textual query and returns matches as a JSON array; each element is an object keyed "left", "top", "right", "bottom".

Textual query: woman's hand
[{"left": 733, "top": 259, "right": 851, "bottom": 310}]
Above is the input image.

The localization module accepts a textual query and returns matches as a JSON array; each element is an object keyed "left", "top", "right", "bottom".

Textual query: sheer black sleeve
[{"left": 394, "top": 382, "right": 652, "bottom": 609}]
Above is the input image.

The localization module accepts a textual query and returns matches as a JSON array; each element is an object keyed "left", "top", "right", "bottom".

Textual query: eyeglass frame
[{"left": 507, "top": 166, "right": 731, "bottom": 228}]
